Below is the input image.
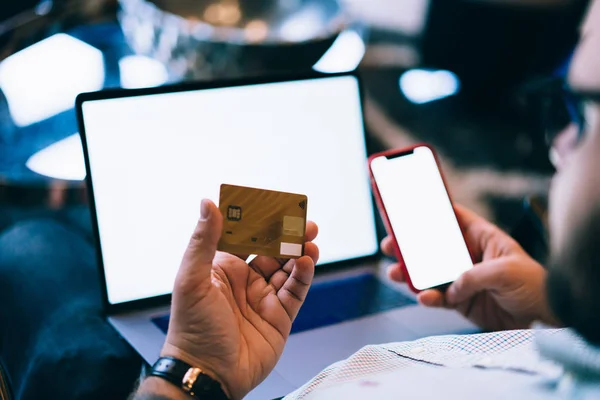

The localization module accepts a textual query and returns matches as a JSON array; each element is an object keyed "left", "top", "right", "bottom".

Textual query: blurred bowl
[{"left": 118, "top": 0, "right": 366, "bottom": 80}]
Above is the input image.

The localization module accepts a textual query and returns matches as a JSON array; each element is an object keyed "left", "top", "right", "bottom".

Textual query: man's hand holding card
[{"left": 162, "top": 186, "right": 318, "bottom": 400}]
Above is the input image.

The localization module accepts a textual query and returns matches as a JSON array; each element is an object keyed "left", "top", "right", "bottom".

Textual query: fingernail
[{"left": 200, "top": 199, "right": 211, "bottom": 219}]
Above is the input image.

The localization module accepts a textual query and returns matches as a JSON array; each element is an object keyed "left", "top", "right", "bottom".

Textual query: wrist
[{"left": 160, "top": 343, "right": 233, "bottom": 399}]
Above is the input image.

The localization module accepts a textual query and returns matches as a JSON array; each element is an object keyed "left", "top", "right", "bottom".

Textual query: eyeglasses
[
  {"left": 521, "top": 76, "right": 600, "bottom": 148},
  {"left": 541, "top": 79, "right": 586, "bottom": 147}
]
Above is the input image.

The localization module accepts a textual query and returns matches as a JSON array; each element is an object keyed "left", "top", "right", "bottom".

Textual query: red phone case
[{"left": 368, "top": 143, "right": 474, "bottom": 293}]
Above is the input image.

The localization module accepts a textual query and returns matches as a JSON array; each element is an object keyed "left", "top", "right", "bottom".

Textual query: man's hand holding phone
[
  {"left": 369, "top": 145, "right": 474, "bottom": 292},
  {"left": 382, "top": 205, "right": 559, "bottom": 331}
]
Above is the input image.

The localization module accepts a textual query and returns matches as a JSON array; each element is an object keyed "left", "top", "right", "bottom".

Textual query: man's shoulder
[
  {"left": 285, "top": 328, "right": 568, "bottom": 399},
  {"left": 374, "top": 328, "right": 551, "bottom": 371},
  {"left": 384, "top": 328, "right": 539, "bottom": 355}
]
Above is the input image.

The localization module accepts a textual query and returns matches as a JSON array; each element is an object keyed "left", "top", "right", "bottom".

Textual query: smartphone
[{"left": 368, "top": 144, "right": 473, "bottom": 293}]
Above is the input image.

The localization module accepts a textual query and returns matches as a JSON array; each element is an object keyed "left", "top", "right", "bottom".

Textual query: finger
[
  {"left": 453, "top": 204, "right": 487, "bottom": 228},
  {"left": 249, "top": 257, "right": 284, "bottom": 280},
  {"left": 454, "top": 204, "right": 503, "bottom": 260},
  {"left": 417, "top": 290, "right": 446, "bottom": 308},
  {"left": 453, "top": 205, "right": 488, "bottom": 262},
  {"left": 386, "top": 263, "right": 405, "bottom": 282},
  {"left": 268, "top": 258, "right": 297, "bottom": 291},
  {"left": 278, "top": 255, "right": 315, "bottom": 320},
  {"left": 446, "top": 259, "right": 510, "bottom": 306},
  {"left": 304, "top": 241, "right": 320, "bottom": 265},
  {"left": 454, "top": 204, "right": 520, "bottom": 261},
  {"left": 269, "top": 242, "right": 319, "bottom": 291},
  {"left": 305, "top": 221, "right": 318, "bottom": 242},
  {"left": 381, "top": 236, "right": 396, "bottom": 257},
  {"left": 268, "top": 269, "right": 289, "bottom": 292},
  {"left": 250, "top": 224, "right": 319, "bottom": 280},
  {"left": 180, "top": 199, "right": 223, "bottom": 279}
]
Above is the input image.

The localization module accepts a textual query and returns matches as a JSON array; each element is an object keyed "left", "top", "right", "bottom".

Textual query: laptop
[{"left": 76, "top": 72, "right": 476, "bottom": 399}]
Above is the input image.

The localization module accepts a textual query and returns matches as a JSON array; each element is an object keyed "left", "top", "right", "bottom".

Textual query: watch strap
[{"left": 150, "top": 357, "right": 229, "bottom": 399}]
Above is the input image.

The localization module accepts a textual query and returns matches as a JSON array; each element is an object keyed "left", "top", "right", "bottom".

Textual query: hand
[
  {"left": 162, "top": 199, "right": 319, "bottom": 399},
  {"left": 382, "top": 205, "right": 558, "bottom": 331}
]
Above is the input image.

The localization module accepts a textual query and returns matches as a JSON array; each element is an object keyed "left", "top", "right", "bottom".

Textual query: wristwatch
[{"left": 149, "top": 357, "right": 229, "bottom": 399}]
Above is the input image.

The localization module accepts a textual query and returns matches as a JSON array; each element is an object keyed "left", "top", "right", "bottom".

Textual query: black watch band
[{"left": 150, "top": 357, "right": 229, "bottom": 400}]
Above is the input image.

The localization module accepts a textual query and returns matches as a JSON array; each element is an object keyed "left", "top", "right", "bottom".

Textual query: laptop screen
[{"left": 80, "top": 74, "right": 379, "bottom": 306}]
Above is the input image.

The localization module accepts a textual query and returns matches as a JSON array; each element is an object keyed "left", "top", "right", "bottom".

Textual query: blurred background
[{"left": 0, "top": 0, "right": 590, "bottom": 262}]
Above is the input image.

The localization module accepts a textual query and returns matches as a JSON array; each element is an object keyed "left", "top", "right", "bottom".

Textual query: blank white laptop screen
[{"left": 81, "top": 75, "right": 379, "bottom": 305}]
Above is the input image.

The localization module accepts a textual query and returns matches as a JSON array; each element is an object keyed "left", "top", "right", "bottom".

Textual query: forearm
[{"left": 131, "top": 377, "right": 193, "bottom": 400}]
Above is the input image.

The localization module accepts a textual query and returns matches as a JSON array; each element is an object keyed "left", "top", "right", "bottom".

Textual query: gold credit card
[{"left": 217, "top": 184, "right": 308, "bottom": 258}]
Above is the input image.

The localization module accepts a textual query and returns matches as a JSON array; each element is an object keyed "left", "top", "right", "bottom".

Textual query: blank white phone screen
[{"left": 371, "top": 146, "right": 472, "bottom": 290}]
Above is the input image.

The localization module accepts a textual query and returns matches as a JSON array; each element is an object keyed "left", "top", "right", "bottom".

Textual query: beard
[{"left": 546, "top": 207, "right": 600, "bottom": 345}]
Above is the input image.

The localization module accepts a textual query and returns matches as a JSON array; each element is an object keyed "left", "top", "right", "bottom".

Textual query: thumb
[
  {"left": 446, "top": 259, "right": 507, "bottom": 306},
  {"left": 181, "top": 199, "right": 223, "bottom": 277}
]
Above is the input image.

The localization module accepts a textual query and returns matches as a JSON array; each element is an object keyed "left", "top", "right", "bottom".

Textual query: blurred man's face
[{"left": 547, "top": 0, "right": 600, "bottom": 343}]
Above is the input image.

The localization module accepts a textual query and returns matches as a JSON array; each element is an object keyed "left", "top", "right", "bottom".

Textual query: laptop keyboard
[{"left": 152, "top": 272, "right": 416, "bottom": 335}]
